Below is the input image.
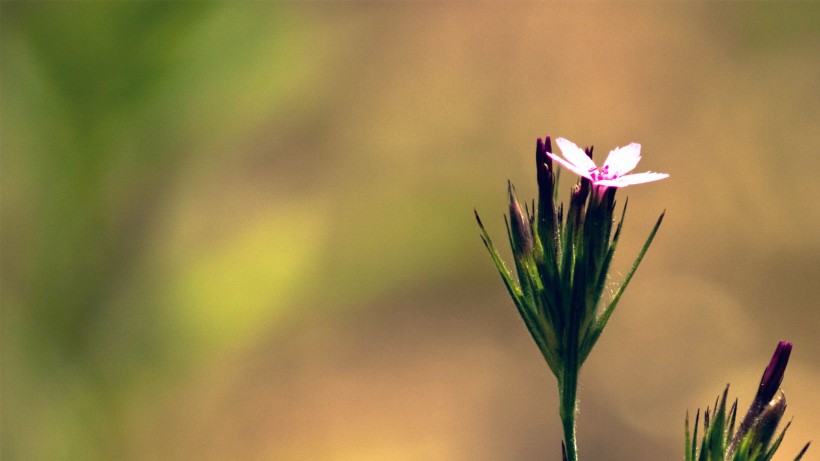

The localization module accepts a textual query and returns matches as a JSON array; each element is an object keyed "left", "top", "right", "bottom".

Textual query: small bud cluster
[{"left": 685, "top": 341, "right": 810, "bottom": 461}]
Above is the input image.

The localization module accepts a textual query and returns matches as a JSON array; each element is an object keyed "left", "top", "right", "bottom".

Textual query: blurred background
[{"left": 2, "top": 3, "right": 819, "bottom": 460}]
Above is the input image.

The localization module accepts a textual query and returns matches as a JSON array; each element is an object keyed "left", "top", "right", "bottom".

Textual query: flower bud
[
  {"left": 757, "top": 341, "right": 792, "bottom": 406},
  {"left": 536, "top": 136, "right": 555, "bottom": 205},
  {"left": 727, "top": 341, "right": 795, "bottom": 460},
  {"left": 746, "top": 391, "right": 788, "bottom": 452},
  {"left": 536, "top": 136, "right": 560, "bottom": 266},
  {"left": 508, "top": 182, "right": 534, "bottom": 256}
]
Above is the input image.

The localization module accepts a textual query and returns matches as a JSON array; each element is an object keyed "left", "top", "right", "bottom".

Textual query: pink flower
[{"left": 547, "top": 138, "right": 669, "bottom": 188}]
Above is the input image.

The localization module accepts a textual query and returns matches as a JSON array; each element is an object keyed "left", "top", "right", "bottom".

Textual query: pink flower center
[{"left": 589, "top": 165, "right": 617, "bottom": 182}]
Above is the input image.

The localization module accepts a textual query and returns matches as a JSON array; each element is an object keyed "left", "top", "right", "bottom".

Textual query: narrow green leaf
[
  {"left": 727, "top": 398, "right": 738, "bottom": 445},
  {"left": 793, "top": 442, "right": 811, "bottom": 461},
  {"left": 709, "top": 387, "right": 729, "bottom": 457},
  {"left": 579, "top": 210, "right": 664, "bottom": 363},
  {"left": 692, "top": 410, "right": 700, "bottom": 461},
  {"left": 580, "top": 200, "right": 628, "bottom": 348},
  {"left": 686, "top": 411, "right": 693, "bottom": 461},
  {"left": 476, "top": 210, "right": 554, "bottom": 370},
  {"left": 475, "top": 210, "right": 523, "bottom": 302},
  {"left": 762, "top": 420, "right": 791, "bottom": 461}
]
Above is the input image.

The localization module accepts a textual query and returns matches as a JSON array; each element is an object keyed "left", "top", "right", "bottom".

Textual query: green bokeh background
[{"left": 2, "top": 3, "right": 819, "bottom": 460}]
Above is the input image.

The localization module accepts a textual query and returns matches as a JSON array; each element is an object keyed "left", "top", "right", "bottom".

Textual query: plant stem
[{"left": 559, "top": 357, "right": 580, "bottom": 461}]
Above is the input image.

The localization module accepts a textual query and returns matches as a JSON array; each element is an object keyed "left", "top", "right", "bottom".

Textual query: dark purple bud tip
[
  {"left": 757, "top": 341, "right": 792, "bottom": 405},
  {"left": 536, "top": 136, "right": 553, "bottom": 172},
  {"left": 536, "top": 136, "right": 556, "bottom": 210}
]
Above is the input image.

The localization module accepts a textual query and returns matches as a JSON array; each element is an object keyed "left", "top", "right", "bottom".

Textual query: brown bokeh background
[{"left": 2, "top": 3, "right": 819, "bottom": 460}]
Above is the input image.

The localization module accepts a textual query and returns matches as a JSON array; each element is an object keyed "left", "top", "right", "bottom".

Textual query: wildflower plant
[
  {"left": 474, "top": 135, "right": 667, "bottom": 460},
  {"left": 474, "top": 134, "right": 810, "bottom": 461}
]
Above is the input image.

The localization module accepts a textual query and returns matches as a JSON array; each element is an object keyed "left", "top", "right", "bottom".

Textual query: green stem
[{"left": 559, "top": 354, "right": 580, "bottom": 461}]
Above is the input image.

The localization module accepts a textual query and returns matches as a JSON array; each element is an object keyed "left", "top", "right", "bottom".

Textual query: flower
[{"left": 547, "top": 137, "right": 669, "bottom": 188}]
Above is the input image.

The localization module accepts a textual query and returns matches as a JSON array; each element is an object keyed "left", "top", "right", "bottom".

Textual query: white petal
[
  {"left": 556, "top": 137, "right": 597, "bottom": 174},
  {"left": 547, "top": 152, "right": 594, "bottom": 180},
  {"left": 595, "top": 172, "right": 669, "bottom": 187},
  {"left": 603, "top": 143, "right": 642, "bottom": 176}
]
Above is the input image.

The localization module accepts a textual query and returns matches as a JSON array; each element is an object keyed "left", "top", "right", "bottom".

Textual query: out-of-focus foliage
[
  {"left": 2, "top": 3, "right": 819, "bottom": 461},
  {"left": 1, "top": 3, "right": 328, "bottom": 459}
]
